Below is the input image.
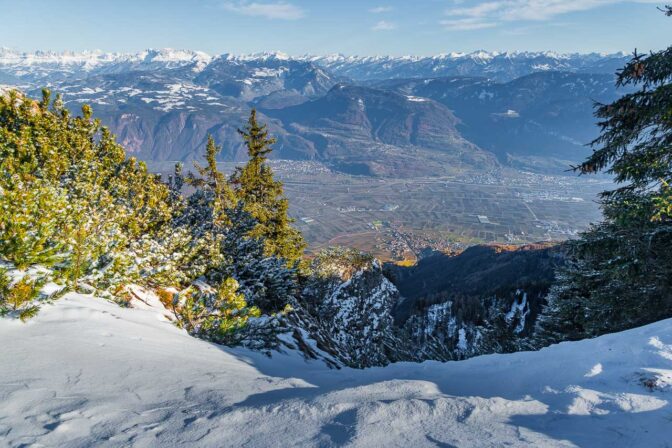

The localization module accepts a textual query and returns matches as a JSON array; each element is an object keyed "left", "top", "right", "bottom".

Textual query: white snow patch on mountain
[
  {"left": 505, "top": 291, "right": 530, "bottom": 334},
  {"left": 1, "top": 294, "right": 671, "bottom": 447},
  {"left": 585, "top": 363, "right": 603, "bottom": 377},
  {"left": 407, "top": 96, "right": 428, "bottom": 102}
]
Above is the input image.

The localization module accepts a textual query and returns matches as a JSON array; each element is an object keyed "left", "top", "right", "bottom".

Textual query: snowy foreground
[{"left": 1, "top": 294, "right": 671, "bottom": 447}]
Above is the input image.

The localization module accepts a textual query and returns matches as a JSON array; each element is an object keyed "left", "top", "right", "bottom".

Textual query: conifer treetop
[
  {"left": 238, "top": 109, "right": 276, "bottom": 160},
  {"left": 577, "top": 9, "right": 672, "bottom": 196}
]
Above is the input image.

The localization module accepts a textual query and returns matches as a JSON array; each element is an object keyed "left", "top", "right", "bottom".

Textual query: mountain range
[
  {"left": 0, "top": 48, "right": 632, "bottom": 175},
  {"left": 308, "top": 51, "right": 630, "bottom": 82}
]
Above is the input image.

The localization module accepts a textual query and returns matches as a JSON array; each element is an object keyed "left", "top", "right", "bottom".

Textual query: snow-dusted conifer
[
  {"left": 161, "top": 277, "right": 261, "bottom": 344},
  {"left": 217, "top": 204, "right": 297, "bottom": 313},
  {"left": 0, "top": 88, "right": 172, "bottom": 289},
  {"left": 535, "top": 9, "right": 672, "bottom": 342}
]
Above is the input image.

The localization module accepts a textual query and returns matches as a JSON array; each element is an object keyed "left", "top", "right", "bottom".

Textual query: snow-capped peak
[{"left": 138, "top": 48, "right": 212, "bottom": 63}]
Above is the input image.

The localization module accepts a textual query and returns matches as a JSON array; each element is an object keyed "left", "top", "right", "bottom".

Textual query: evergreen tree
[
  {"left": 535, "top": 8, "right": 672, "bottom": 342},
  {"left": 169, "top": 162, "right": 185, "bottom": 206},
  {"left": 231, "top": 110, "right": 305, "bottom": 265},
  {"left": 152, "top": 135, "right": 239, "bottom": 283},
  {"left": 146, "top": 135, "right": 298, "bottom": 314},
  {"left": 0, "top": 269, "right": 42, "bottom": 322},
  {"left": 0, "top": 91, "right": 302, "bottom": 333},
  {"left": 0, "top": 88, "right": 171, "bottom": 287},
  {"left": 0, "top": 181, "right": 70, "bottom": 269},
  {"left": 155, "top": 137, "right": 230, "bottom": 286},
  {"left": 218, "top": 204, "right": 297, "bottom": 313},
  {"left": 160, "top": 277, "right": 261, "bottom": 344},
  {"left": 191, "top": 135, "right": 236, "bottom": 228}
]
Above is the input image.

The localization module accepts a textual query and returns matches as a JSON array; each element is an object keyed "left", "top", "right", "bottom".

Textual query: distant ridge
[{"left": 0, "top": 48, "right": 630, "bottom": 84}]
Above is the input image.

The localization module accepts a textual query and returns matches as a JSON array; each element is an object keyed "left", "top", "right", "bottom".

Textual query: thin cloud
[
  {"left": 447, "top": 2, "right": 505, "bottom": 18},
  {"left": 443, "top": 0, "right": 660, "bottom": 29},
  {"left": 502, "top": 21, "right": 573, "bottom": 35},
  {"left": 222, "top": 1, "right": 305, "bottom": 20},
  {"left": 370, "top": 6, "right": 393, "bottom": 13},
  {"left": 372, "top": 20, "right": 397, "bottom": 31},
  {"left": 440, "top": 18, "right": 497, "bottom": 30}
]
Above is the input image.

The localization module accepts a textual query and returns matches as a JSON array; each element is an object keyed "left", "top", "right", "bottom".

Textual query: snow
[
  {"left": 406, "top": 96, "right": 428, "bottom": 102},
  {"left": 505, "top": 291, "right": 530, "bottom": 334},
  {"left": 478, "top": 90, "right": 494, "bottom": 100},
  {"left": 1, "top": 294, "right": 671, "bottom": 447},
  {"left": 423, "top": 301, "right": 455, "bottom": 336},
  {"left": 132, "top": 82, "right": 215, "bottom": 111},
  {"left": 491, "top": 109, "right": 520, "bottom": 119},
  {"left": 457, "top": 328, "right": 468, "bottom": 351},
  {"left": 252, "top": 67, "right": 288, "bottom": 78},
  {"left": 585, "top": 363, "right": 603, "bottom": 377},
  {"left": 0, "top": 262, "right": 65, "bottom": 299},
  {"left": 0, "top": 48, "right": 210, "bottom": 68}
]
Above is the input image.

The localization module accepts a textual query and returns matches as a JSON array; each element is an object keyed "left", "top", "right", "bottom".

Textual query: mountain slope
[
  {"left": 1, "top": 293, "right": 670, "bottom": 447},
  {"left": 375, "top": 72, "right": 627, "bottom": 172},
  {"left": 195, "top": 53, "right": 337, "bottom": 106},
  {"left": 389, "top": 243, "right": 560, "bottom": 322},
  {"left": 42, "top": 71, "right": 318, "bottom": 163},
  {"left": 266, "top": 84, "right": 496, "bottom": 176}
]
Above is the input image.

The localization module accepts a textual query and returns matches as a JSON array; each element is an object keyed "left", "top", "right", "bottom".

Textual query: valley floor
[{"left": 1, "top": 294, "right": 671, "bottom": 447}]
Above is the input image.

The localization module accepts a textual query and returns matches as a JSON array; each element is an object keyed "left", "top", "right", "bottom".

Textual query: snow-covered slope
[{"left": 1, "top": 294, "right": 670, "bottom": 447}]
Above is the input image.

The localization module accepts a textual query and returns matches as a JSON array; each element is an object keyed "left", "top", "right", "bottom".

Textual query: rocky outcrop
[{"left": 294, "top": 258, "right": 404, "bottom": 368}]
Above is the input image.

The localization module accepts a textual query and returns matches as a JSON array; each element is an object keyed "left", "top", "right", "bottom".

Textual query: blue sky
[{"left": 1, "top": 0, "right": 669, "bottom": 55}]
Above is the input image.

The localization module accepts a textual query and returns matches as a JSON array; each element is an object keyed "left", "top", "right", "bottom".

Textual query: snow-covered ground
[{"left": 1, "top": 294, "right": 671, "bottom": 447}]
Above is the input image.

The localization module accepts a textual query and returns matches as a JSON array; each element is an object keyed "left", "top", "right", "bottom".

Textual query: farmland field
[{"left": 150, "top": 160, "right": 606, "bottom": 261}]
